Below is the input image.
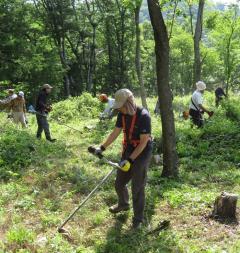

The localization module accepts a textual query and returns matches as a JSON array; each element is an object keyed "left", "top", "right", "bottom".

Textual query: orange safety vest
[{"left": 122, "top": 112, "right": 140, "bottom": 150}]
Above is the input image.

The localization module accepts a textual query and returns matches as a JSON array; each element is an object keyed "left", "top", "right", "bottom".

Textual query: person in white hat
[
  {"left": 10, "top": 91, "right": 27, "bottom": 128},
  {"left": 189, "top": 81, "right": 213, "bottom": 127},
  {"left": 93, "top": 88, "right": 152, "bottom": 229},
  {"left": 35, "top": 84, "right": 56, "bottom": 142}
]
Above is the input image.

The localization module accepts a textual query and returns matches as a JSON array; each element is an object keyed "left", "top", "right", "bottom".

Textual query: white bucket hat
[
  {"left": 18, "top": 91, "right": 24, "bottom": 97},
  {"left": 196, "top": 81, "right": 206, "bottom": 91}
]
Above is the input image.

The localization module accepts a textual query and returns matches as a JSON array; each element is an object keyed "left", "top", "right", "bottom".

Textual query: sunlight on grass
[{"left": 0, "top": 93, "right": 239, "bottom": 252}]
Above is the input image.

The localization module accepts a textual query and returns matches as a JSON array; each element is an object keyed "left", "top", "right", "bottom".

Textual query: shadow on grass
[
  {"left": 94, "top": 213, "right": 181, "bottom": 253},
  {"left": 92, "top": 164, "right": 184, "bottom": 253}
]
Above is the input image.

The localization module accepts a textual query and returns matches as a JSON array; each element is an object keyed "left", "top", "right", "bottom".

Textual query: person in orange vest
[{"left": 94, "top": 89, "right": 152, "bottom": 229}]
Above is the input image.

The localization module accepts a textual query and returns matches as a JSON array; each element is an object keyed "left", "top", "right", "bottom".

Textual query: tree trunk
[
  {"left": 225, "top": 25, "right": 234, "bottom": 96},
  {"left": 211, "top": 192, "right": 238, "bottom": 220},
  {"left": 64, "top": 74, "right": 71, "bottom": 97},
  {"left": 60, "top": 39, "right": 71, "bottom": 97},
  {"left": 134, "top": 4, "right": 148, "bottom": 109},
  {"left": 193, "top": 0, "right": 205, "bottom": 85},
  {"left": 105, "top": 18, "right": 116, "bottom": 89},
  {"left": 147, "top": 0, "right": 178, "bottom": 177},
  {"left": 87, "top": 25, "right": 96, "bottom": 92},
  {"left": 119, "top": 7, "right": 126, "bottom": 87},
  {"left": 85, "top": 0, "right": 97, "bottom": 93}
]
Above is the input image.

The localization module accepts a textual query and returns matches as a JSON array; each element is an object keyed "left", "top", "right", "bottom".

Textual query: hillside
[{"left": 0, "top": 93, "right": 240, "bottom": 253}]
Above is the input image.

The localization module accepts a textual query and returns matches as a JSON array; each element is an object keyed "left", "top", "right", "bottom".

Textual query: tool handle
[
  {"left": 58, "top": 168, "right": 115, "bottom": 231},
  {"left": 88, "top": 146, "right": 104, "bottom": 159}
]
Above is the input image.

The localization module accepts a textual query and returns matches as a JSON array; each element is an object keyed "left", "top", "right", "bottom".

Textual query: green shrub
[
  {"left": 6, "top": 226, "right": 35, "bottom": 245},
  {"left": 0, "top": 128, "right": 36, "bottom": 180},
  {"left": 222, "top": 98, "right": 240, "bottom": 122},
  {"left": 50, "top": 92, "right": 101, "bottom": 122}
]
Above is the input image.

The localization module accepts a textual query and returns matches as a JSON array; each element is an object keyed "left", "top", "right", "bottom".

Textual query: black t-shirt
[
  {"left": 36, "top": 90, "right": 48, "bottom": 112},
  {"left": 215, "top": 87, "right": 226, "bottom": 98},
  {"left": 116, "top": 107, "right": 151, "bottom": 143}
]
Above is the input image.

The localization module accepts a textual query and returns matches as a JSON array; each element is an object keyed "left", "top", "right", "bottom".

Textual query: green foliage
[
  {"left": 6, "top": 226, "right": 35, "bottom": 245},
  {"left": 208, "top": 6, "right": 240, "bottom": 91},
  {"left": 50, "top": 92, "right": 101, "bottom": 122},
  {"left": 1, "top": 0, "right": 240, "bottom": 102},
  {"left": 0, "top": 94, "right": 238, "bottom": 253},
  {"left": 0, "top": 0, "right": 63, "bottom": 101},
  {"left": 222, "top": 98, "right": 240, "bottom": 121},
  {"left": 0, "top": 128, "right": 36, "bottom": 180},
  {"left": 170, "top": 27, "right": 193, "bottom": 92}
]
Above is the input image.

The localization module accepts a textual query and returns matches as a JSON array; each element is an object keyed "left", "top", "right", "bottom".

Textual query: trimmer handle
[{"left": 88, "top": 146, "right": 104, "bottom": 159}]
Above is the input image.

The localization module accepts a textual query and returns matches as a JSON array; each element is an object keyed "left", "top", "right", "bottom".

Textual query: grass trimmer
[
  {"left": 28, "top": 106, "right": 83, "bottom": 133},
  {"left": 55, "top": 117, "right": 83, "bottom": 134},
  {"left": 57, "top": 146, "right": 120, "bottom": 237}
]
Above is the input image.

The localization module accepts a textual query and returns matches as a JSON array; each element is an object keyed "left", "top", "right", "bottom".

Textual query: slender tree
[
  {"left": 34, "top": 0, "right": 73, "bottom": 97},
  {"left": 134, "top": 0, "right": 148, "bottom": 109},
  {"left": 85, "top": 0, "right": 98, "bottom": 92},
  {"left": 193, "top": 0, "right": 205, "bottom": 84},
  {"left": 187, "top": 0, "right": 205, "bottom": 85},
  {"left": 147, "top": 0, "right": 178, "bottom": 177}
]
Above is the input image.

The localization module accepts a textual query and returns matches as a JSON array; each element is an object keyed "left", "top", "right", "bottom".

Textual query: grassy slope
[{"left": 0, "top": 93, "right": 240, "bottom": 253}]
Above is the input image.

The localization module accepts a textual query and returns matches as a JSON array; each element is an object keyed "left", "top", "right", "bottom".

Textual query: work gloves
[
  {"left": 94, "top": 145, "right": 106, "bottom": 156},
  {"left": 119, "top": 158, "right": 133, "bottom": 172},
  {"left": 208, "top": 111, "right": 214, "bottom": 117}
]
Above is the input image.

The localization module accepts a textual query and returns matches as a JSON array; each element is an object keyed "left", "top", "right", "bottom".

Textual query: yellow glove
[{"left": 120, "top": 158, "right": 133, "bottom": 172}]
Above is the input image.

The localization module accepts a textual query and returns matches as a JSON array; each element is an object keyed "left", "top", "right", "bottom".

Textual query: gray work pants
[
  {"left": 115, "top": 143, "right": 152, "bottom": 223},
  {"left": 36, "top": 114, "right": 51, "bottom": 140}
]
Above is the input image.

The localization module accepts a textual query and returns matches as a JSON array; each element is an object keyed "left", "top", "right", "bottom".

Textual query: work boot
[
  {"left": 47, "top": 138, "right": 56, "bottom": 143},
  {"left": 109, "top": 204, "right": 130, "bottom": 214},
  {"left": 131, "top": 221, "right": 143, "bottom": 230}
]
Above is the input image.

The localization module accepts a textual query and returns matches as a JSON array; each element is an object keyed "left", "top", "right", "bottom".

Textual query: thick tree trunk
[
  {"left": 211, "top": 192, "right": 238, "bottom": 220},
  {"left": 193, "top": 0, "right": 205, "bottom": 85},
  {"left": 134, "top": 4, "right": 148, "bottom": 110},
  {"left": 147, "top": 0, "right": 178, "bottom": 177}
]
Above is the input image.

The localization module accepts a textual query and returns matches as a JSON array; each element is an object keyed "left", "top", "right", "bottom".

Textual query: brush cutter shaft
[
  {"left": 58, "top": 147, "right": 121, "bottom": 231},
  {"left": 58, "top": 168, "right": 115, "bottom": 230},
  {"left": 29, "top": 110, "right": 47, "bottom": 117},
  {"left": 102, "top": 157, "right": 121, "bottom": 170},
  {"left": 88, "top": 147, "right": 121, "bottom": 170},
  {"left": 29, "top": 107, "right": 83, "bottom": 132},
  {"left": 57, "top": 121, "right": 83, "bottom": 133}
]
